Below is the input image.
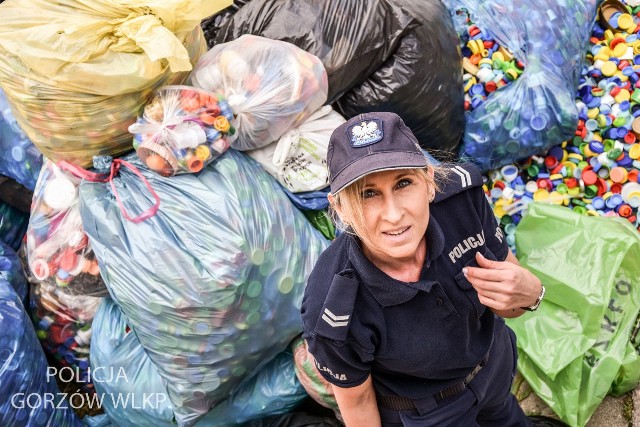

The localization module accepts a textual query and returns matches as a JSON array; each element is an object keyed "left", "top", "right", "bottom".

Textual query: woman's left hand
[{"left": 463, "top": 251, "right": 542, "bottom": 318}]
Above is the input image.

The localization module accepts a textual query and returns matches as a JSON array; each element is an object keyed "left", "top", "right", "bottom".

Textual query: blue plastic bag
[
  {"left": 92, "top": 298, "right": 307, "bottom": 427},
  {"left": 0, "top": 277, "right": 82, "bottom": 427},
  {"left": 456, "top": 0, "right": 597, "bottom": 171},
  {"left": 0, "top": 200, "right": 29, "bottom": 251},
  {"left": 0, "top": 240, "right": 27, "bottom": 302},
  {"left": 0, "top": 88, "right": 43, "bottom": 191},
  {"left": 79, "top": 149, "right": 329, "bottom": 426}
]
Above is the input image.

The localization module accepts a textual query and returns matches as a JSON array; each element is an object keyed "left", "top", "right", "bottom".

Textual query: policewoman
[{"left": 301, "top": 112, "right": 545, "bottom": 426}]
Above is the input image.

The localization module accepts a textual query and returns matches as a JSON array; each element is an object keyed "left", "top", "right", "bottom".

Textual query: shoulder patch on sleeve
[
  {"left": 433, "top": 162, "right": 483, "bottom": 203},
  {"left": 314, "top": 270, "right": 360, "bottom": 342}
]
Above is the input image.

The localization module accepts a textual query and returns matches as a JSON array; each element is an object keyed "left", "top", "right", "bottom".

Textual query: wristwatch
[{"left": 521, "top": 284, "right": 545, "bottom": 311}]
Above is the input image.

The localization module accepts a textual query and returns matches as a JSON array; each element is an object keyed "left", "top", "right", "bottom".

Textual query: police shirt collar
[{"left": 347, "top": 215, "right": 445, "bottom": 307}]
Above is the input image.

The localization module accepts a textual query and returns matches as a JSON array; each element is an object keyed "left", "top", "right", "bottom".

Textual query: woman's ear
[{"left": 328, "top": 193, "right": 348, "bottom": 225}]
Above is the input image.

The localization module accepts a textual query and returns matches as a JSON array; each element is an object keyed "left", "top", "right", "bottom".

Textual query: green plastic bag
[{"left": 506, "top": 203, "right": 640, "bottom": 427}]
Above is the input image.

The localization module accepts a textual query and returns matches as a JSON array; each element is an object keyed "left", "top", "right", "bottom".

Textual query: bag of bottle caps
[
  {"left": 26, "top": 161, "right": 107, "bottom": 297},
  {"left": 29, "top": 281, "right": 102, "bottom": 395},
  {"left": 190, "top": 34, "right": 328, "bottom": 151},
  {"left": 79, "top": 149, "right": 329, "bottom": 426},
  {"left": 1, "top": 278, "right": 83, "bottom": 427},
  {"left": 129, "top": 85, "right": 235, "bottom": 176}
]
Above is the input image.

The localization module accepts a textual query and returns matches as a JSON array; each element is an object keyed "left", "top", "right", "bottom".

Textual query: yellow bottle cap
[
  {"left": 195, "top": 145, "right": 211, "bottom": 161},
  {"left": 568, "top": 187, "right": 581, "bottom": 196},
  {"left": 499, "top": 46, "right": 514, "bottom": 61},
  {"left": 505, "top": 69, "right": 519, "bottom": 80},
  {"left": 617, "top": 13, "right": 634, "bottom": 30},
  {"left": 549, "top": 191, "right": 564, "bottom": 205},
  {"left": 467, "top": 40, "right": 480, "bottom": 54},
  {"left": 587, "top": 108, "right": 600, "bottom": 119},
  {"left": 463, "top": 57, "right": 479, "bottom": 75},
  {"left": 594, "top": 52, "right": 610, "bottom": 62},
  {"left": 478, "top": 58, "right": 493, "bottom": 67},
  {"left": 601, "top": 61, "right": 618, "bottom": 76},
  {"left": 533, "top": 189, "right": 550, "bottom": 202},
  {"left": 586, "top": 210, "right": 599, "bottom": 216},
  {"left": 604, "top": 29, "right": 615, "bottom": 40},
  {"left": 629, "top": 143, "right": 640, "bottom": 159},
  {"left": 612, "top": 42, "right": 628, "bottom": 57},
  {"left": 615, "top": 89, "right": 631, "bottom": 103},
  {"left": 568, "top": 153, "right": 583, "bottom": 161},
  {"left": 494, "top": 205, "right": 506, "bottom": 218},
  {"left": 492, "top": 51, "right": 505, "bottom": 62}
]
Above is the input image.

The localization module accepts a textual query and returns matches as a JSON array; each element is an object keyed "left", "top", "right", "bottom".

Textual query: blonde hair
[{"left": 329, "top": 165, "right": 447, "bottom": 250}]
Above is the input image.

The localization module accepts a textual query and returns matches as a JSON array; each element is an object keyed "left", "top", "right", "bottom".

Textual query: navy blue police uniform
[{"left": 301, "top": 162, "right": 531, "bottom": 426}]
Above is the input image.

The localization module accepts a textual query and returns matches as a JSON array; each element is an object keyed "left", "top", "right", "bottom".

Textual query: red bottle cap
[{"left": 582, "top": 170, "right": 598, "bottom": 185}]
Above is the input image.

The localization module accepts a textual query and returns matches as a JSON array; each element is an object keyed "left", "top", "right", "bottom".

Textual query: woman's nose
[{"left": 382, "top": 196, "right": 403, "bottom": 223}]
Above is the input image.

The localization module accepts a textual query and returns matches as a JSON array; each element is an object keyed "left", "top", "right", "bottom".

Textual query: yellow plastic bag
[{"left": 0, "top": 0, "right": 231, "bottom": 167}]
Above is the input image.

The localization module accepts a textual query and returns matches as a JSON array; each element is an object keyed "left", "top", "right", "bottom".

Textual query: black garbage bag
[
  {"left": 215, "top": 0, "right": 418, "bottom": 103},
  {"left": 334, "top": 0, "right": 464, "bottom": 157}
]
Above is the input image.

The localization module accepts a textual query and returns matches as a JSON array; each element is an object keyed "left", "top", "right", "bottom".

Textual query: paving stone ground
[{"left": 514, "top": 372, "right": 637, "bottom": 426}]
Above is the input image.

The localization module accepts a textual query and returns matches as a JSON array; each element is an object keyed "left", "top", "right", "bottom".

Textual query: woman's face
[{"left": 345, "top": 169, "right": 432, "bottom": 265}]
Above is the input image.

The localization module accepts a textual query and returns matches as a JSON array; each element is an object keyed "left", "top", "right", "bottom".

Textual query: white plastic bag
[
  {"left": 190, "top": 34, "right": 328, "bottom": 151},
  {"left": 246, "top": 106, "right": 344, "bottom": 192}
]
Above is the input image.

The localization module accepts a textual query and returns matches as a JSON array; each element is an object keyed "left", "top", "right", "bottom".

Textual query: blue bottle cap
[
  {"left": 470, "top": 83, "right": 485, "bottom": 96},
  {"left": 586, "top": 97, "right": 601, "bottom": 109},
  {"left": 548, "top": 146, "right": 564, "bottom": 161},
  {"left": 617, "top": 127, "right": 629, "bottom": 139},
  {"left": 585, "top": 119, "right": 598, "bottom": 131},
  {"left": 619, "top": 100, "right": 631, "bottom": 111},
  {"left": 530, "top": 115, "right": 548, "bottom": 131},
  {"left": 600, "top": 104, "right": 612, "bottom": 115},
  {"left": 605, "top": 128, "right": 618, "bottom": 139},
  {"left": 11, "top": 146, "right": 25, "bottom": 162},
  {"left": 617, "top": 154, "right": 633, "bottom": 167},
  {"left": 592, "top": 196, "right": 605, "bottom": 210},
  {"left": 606, "top": 194, "right": 623, "bottom": 208},
  {"left": 589, "top": 140, "right": 605, "bottom": 153},
  {"left": 622, "top": 66, "right": 635, "bottom": 77},
  {"left": 582, "top": 92, "right": 593, "bottom": 104}
]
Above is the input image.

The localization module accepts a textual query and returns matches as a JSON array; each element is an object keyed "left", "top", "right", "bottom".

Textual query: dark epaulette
[
  {"left": 313, "top": 261, "right": 360, "bottom": 343},
  {"left": 432, "top": 162, "right": 484, "bottom": 203}
]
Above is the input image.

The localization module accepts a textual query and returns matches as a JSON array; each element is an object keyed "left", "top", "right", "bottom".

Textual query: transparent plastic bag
[
  {"left": 457, "top": 0, "right": 597, "bottom": 171},
  {"left": 0, "top": 0, "right": 219, "bottom": 168},
  {"left": 246, "top": 106, "right": 344, "bottom": 192},
  {"left": 190, "top": 34, "right": 328, "bottom": 151},
  {"left": 26, "top": 161, "right": 107, "bottom": 297},
  {"left": 129, "top": 85, "right": 234, "bottom": 176},
  {"left": 79, "top": 149, "right": 329, "bottom": 426},
  {"left": 0, "top": 278, "right": 83, "bottom": 427},
  {"left": 28, "top": 281, "right": 103, "bottom": 395}
]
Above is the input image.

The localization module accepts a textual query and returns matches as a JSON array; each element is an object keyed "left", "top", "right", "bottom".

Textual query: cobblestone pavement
[{"left": 514, "top": 373, "right": 638, "bottom": 426}]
